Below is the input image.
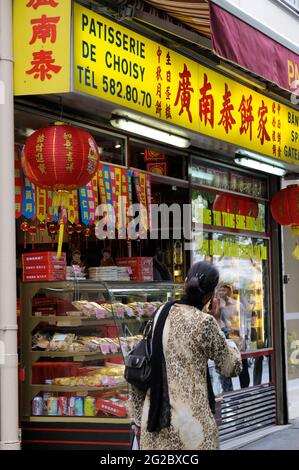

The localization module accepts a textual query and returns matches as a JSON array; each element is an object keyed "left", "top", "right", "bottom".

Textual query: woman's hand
[{"left": 209, "top": 296, "right": 221, "bottom": 322}]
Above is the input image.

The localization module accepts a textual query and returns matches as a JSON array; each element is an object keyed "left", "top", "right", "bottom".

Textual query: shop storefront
[{"left": 11, "top": 0, "right": 299, "bottom": 449}]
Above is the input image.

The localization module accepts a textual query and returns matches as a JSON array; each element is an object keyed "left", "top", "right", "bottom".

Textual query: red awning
[{"left": 210, "top": 2, "right": 299, "bottom": 93}]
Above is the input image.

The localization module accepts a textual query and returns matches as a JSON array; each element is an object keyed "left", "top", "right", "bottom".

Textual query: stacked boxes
[
  {"left": 22, "top": 252, "right": 67, "bottom": 282},
  {"left": 116, "top": 257, "right": 153, "bottom": 281}
]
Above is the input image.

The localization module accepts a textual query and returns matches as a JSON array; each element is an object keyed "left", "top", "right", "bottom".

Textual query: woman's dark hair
[{"left": 184, "top": 261, "right": 219, "bottom": 309}]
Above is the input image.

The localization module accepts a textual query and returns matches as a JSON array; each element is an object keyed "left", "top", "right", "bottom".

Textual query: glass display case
[{"left": 20, "top": 280, "right": 183, "bottom": 450}]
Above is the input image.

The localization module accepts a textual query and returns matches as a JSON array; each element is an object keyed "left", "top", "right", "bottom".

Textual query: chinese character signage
[
  {"left": 14, "top": 0, "right": 71, "bottom": 95},
  {"left": 73, "top": 3, "right": 299, "bottom": 166}
]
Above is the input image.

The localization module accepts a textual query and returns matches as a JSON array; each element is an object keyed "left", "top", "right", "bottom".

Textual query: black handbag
[{"left": 124, "top": 318, "right": 154, "bottom": 392}]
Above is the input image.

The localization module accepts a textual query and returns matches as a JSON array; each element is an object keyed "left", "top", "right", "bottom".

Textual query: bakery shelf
[
  {"left": 30, "top": 351, "right": 121, "bottom": 361},
  {"left": 30, "top": 315, "right": 146, "bottom": 326},
  {"left": 26, "top": 416, "right": 132, "bottom": 424},
  {"left": 29, "top": 384, "right": 127, "bottom": 400},
  {"left": 30, "top": 384, "right": 126, "bottom": 392}
]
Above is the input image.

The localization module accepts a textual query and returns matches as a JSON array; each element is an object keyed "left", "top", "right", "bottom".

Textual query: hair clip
[{"left": 196, "top": 273, "right": 205, "bottom": 282}]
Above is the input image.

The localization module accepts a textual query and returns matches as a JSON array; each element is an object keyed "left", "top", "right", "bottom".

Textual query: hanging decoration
[
  {"left": 22, "top": 175, "right": 35, "bottom": 220},
  {"left": 68, "top": 191, "right": 77, "bottom": 225},
  {"left": 103, "top": 165, "right": 114, "bottom": 238},
  {"left": 16, "top": 141, "right": 151, "bottom": 250},
  {"left": 79, "top": 186, "right": 90, "bottom": 226},
  {"left": 98, "top": 164, "right": 107, "bottom": 204},
  {"left": 20, "top": 221, "right": 30, "bottom": 249},
  {"left": 28, "top": 225, "right": 37, "bottom": 250},
  {"left": 48, "top": 223, "right": 58, "bottom": 249},
  {"left": 213, "top": 194, "right": 259, "bottom": 218},
  {"left": 146, "top": 174, "right": 152, "bottom": 230},
  {"left": 121, "top": 168, "right": 129, "bottom": 229},
  {"left": 67, "top": 224, "right": 75, "bottom": 248},
  {"left": 15, "top": 145, "right": 23, "bottom": 219},
  {"left": 37, "top": 221, "right": 47, "bottom": 243},
  {"left": 21, "top": 122, "right": 100, "bottom": 256},
  {"left": 115, "top": 167, "right": 122, "bottom": 232},
  {"left": 46, "top": 190, "right": 54, "bottom": 222},
  {"left": 86, "top": 180, "right": 96, "bottom": 224},
  {"left": 72, "top": 190, "right": 80, "bottom": 225},
  {"left": 36, "top": 187, "right": 47, "bottom": 223},
  {"left": 83, "top": 226, "right": 92, "bottom": 248}
]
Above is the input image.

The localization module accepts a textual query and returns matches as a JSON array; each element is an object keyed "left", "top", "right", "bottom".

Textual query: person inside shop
[
  {"left": 100, "top": 248, "right": 115, "bottom": 267},
  {"left": 212, "top": 283, "right": 250, "bottom": 391},
  {"left": 129, "top": 261, "right": 242, "bottom": 450},
  {"left": 70, "top": 249, "right": 88, "bottom": 277},
  {"left": 152, "top": 246, "right": 172, "bottom": 281}
]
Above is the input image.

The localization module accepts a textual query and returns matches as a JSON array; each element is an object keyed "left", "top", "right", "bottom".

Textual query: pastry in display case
[{"left": 21, "top": 280, "right": 183, "bottom": 450}]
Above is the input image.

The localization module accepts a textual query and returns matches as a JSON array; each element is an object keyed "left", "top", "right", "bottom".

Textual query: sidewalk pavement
[{"left": 221, "top": 419, "right": 299, "bottom": 450}]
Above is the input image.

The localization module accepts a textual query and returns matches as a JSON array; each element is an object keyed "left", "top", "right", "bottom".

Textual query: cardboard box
[
  {"left": 96, "top": 399, "right": 127, "bottom": 418},
  {"left": 22, "top": 252, "right": 67, "bottom": 282},
  {"left": 22, "top": 252, "right": 66, "bottom": 265},
  {"left": 116, "top": 257, "right": 153, "bottom": 281},
  {"left": 23, "top": 271, "right": 66, "bottom": 282}
]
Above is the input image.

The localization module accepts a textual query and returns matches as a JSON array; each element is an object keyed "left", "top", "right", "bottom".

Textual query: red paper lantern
[
  {"left": 21, "top": 122, "right": 100, "bottom": 191},
  {"left": 22, "top": 122, "right": 100, "bottom": 256},
  {"left": 213, "top": 194, "right": 259, "bottom": 218},
  {"left": 271, "top": 185, "right": 299, "bottom": 227}
]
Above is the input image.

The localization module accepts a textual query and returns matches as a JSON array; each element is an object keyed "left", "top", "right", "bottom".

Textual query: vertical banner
[
  {"left": 92, "top": 174, "right": 99, "bottom": 210},
  {"left": 103, "top": 165, "right": 115, "bottom": 233},
  {"left": 126, "top": 170, "right": 133, "bottom": 227},
  {"left": 46, "top": 190, "right": 54, "bottom": 222},
  {"left": 73, "top": 190, "right": 79, "bottom": 224},
  {"left": 79, "top": 187, "right": 89, "bottom": 225},
  {"left": 98, "top": 164, "right": 107, "bottom": 204},
  {"left": 133, "top": 171, "right": 141, "bottom": 204},
  {"left": 115, "top": 167, "right": 123, "bottom": 231},
  {"left": 68, "top": 190, "right": 76, "bottom": 225},
  {"left": 15, "top": 145, "right": 23, "bottom": 219},
  {"left": 121, "top": 169, "right": 129, "bottom": 228},
  {"left": 109, "top": 166, "right": 116, "bottom": 208},
  {"left": 36, "top": 187, "right": 46, "bottom": 222},
  {"left": 146, "top": 174, "right": 152, "bottom": 230},
  {"left": 139, "top": 172, "right": 148, "bottom": 231},
  {"left": 22, "top": 175, "right": 35, "bottom": 219},
  {"left": 86, "top": 180, "right": 96, "bottom": 224},
  {"left": 14, "top": 0, "right": 71, "bottom": 95}
]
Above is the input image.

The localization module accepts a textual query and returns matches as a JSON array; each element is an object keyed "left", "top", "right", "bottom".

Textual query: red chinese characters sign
[{"left": 14, "top": 0, "right": 71, "bottom": 94}]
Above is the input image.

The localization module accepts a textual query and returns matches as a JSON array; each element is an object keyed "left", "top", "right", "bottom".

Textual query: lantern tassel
[
  {"left": 57, "top": 218, "right": 64, "bottom": 258},
  {"left": 291, "top": 225, "right": 299, "bottom": 237},
  {"left": 293, "top": 243, "right": 299, "bottom": 260}
]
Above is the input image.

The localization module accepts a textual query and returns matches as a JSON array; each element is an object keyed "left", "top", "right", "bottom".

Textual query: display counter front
[{"left": 20, "top": 280, "right": 183, "bottom": 450}]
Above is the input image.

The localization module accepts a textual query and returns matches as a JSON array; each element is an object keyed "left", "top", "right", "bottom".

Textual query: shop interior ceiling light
[
  {"left": 110, "top": 117, "right": 190, "bottom": 148},
  {"left": 234, "top": 153, "right": 286, "bottom": 177}
]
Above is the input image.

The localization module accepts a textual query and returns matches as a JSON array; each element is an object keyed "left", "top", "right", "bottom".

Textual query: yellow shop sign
[{"left": 73, "top": 2, "right": 299, "bottom": 166}]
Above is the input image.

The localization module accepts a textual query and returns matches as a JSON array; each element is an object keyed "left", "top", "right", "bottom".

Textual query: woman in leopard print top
[{"left": 130, "top": 262, "right": 242, "bottom": 450}]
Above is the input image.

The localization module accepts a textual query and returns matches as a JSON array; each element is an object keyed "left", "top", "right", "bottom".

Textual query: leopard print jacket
[{"left": 129, "top": 304, "right": 242, "bottom": 450}]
